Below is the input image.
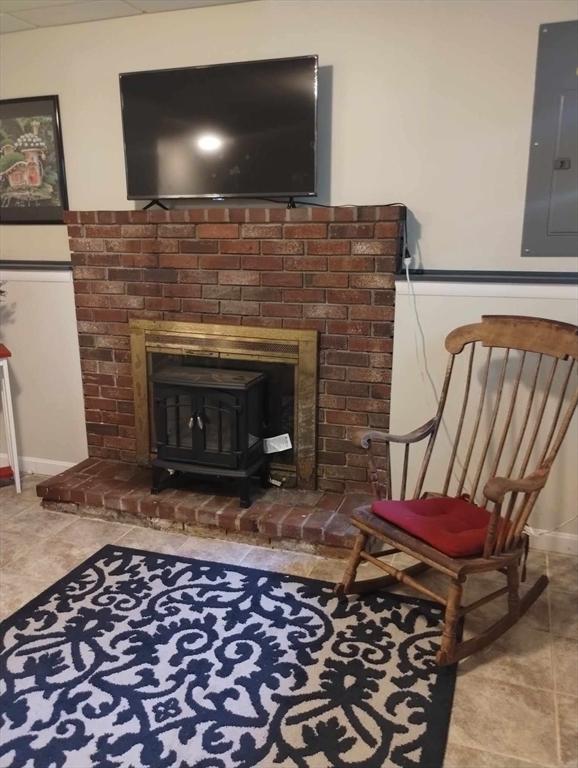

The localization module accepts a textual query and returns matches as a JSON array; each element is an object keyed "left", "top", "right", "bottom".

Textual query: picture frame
[{"left": 0, "top": 95, "right": 68, "bottom": 224}]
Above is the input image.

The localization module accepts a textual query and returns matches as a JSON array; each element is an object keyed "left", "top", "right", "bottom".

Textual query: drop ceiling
[{"left": 0, "top": 0, "right": 252, "bottom": 34}]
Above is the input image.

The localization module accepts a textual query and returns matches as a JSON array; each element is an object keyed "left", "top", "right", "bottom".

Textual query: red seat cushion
[{"left": 371, "top": 496, "right": 492, "bottom": 558}]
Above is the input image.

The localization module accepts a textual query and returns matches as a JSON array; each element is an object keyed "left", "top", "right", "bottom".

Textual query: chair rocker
[{"left": 337, "top": 315, "right": 578, "bottom": 666}]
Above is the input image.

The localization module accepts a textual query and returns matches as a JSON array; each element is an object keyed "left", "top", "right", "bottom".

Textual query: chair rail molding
[
  {"left": 395, "top": 279, "right": 578, "bottom": 301},
  {"left": 0, "top": 268, "right": 72, "bottom": 283}
]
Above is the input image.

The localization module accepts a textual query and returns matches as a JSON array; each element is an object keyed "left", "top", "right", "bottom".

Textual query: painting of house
[
  {"left": 0, "top": 96, "right": 68, "bottom": 222},
  {"left": 0, "top": 117, "right": 58, "bottom": 205}
]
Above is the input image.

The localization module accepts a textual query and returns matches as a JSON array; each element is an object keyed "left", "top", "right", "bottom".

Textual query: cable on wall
[
  {"left": 403, "top": 247, "right": 475, "bottom": 490},
  {"left": 404, "top": 248, "right": 577, "bottom": 541}
]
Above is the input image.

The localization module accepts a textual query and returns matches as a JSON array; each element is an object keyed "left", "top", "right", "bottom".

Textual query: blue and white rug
[{"left": 0, "top": 545, "right": 456, "bottom": 768}]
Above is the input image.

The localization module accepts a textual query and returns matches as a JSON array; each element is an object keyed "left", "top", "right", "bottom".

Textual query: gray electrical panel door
[{"left": 521, "top": 20, "right": 578, "bottom": 258}]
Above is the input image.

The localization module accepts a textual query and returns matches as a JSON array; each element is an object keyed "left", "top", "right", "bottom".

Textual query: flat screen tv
[{"left": 119, "top": 55, "right": 318, "bottom": 200}]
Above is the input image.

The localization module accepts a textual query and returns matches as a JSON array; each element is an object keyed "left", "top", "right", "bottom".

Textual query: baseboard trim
[
  {"left": 3, "top": 452, "right": 575, "bottom": 554},
  {"left": 0, "top": 453, "right": 76, "bottom": 477},
  {"left": 528, "top": 529, "right": 578, "bottom": 556}
]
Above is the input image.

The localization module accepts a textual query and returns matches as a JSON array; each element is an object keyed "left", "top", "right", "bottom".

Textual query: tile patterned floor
[{"left": 1, "top": 474, "right": 576, "bottom": 768}]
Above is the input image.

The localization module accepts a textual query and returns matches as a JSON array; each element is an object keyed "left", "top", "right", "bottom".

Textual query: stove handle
[{"left": 188, "top": 410, "right": 205, "bottom": 431}]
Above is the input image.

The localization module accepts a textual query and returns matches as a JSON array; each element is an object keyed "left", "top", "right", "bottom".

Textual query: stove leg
[
  {"left": 260, "top": 464, "right": 269, "bottom": 489},
  {"left": 240, "top": 478, "right": 252, "bottom": 508},
  {"left": 151, "top": 466, "right": 172, "bottom": 495}
]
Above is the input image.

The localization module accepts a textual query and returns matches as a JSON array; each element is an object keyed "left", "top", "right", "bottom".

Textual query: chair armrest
[
  {"left": 483, "top": 469, "right": 549, "bottom": 504},
  {"left": 351, "top": 417, "right": 437, "bottom": 449}
]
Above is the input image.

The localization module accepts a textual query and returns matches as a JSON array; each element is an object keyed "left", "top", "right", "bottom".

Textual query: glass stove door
[
  {"left": 154, "top": 386, "right": 195, "bottom": 461},
  {"left": 193, "top": 390, "right": 240, "bottom": 469}
]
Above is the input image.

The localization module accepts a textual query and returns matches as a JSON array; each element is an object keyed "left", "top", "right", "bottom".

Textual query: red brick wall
[{"left": 66, "top": 205, "right": 403, "bottom": 493}]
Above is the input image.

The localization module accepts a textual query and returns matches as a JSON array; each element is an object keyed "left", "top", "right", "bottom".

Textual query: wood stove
[{"left": 151, "top": 366, "right": 267, "bottom": 507}]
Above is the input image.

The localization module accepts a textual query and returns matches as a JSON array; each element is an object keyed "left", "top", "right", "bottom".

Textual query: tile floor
[{"left": 1, "top": 474, "right": 576, "bottom": 768}]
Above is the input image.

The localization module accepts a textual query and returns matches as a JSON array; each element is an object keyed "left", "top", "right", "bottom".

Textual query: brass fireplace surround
[{"left": 129, "top": 320, "right": 318, "bottom": 488}]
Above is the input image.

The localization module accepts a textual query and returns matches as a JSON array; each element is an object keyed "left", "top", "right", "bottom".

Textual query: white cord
[
  {"left": 404, "top": 256, "right": 575, "bottom": 527},
  {"left": 404, "top": 258, "right": 438, "bottom": 409},
  {"left": 404, "top": 258, "right": 472, "bottom": 488}
]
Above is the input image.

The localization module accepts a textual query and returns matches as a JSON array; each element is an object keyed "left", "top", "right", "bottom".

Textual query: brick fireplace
[{"left": 38, "top": 204, "right": 403, "bottom": 551}]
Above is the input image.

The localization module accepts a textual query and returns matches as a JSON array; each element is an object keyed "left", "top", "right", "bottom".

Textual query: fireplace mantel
[{"left": 66, "top": 204, "right": 404, "bottom": 493}]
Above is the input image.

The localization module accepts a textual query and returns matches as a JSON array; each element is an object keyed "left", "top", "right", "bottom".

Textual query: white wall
[
  {"left": 0, "top": 0, "right": 577, "bottom": 270},
  {"left": 1, "top": 227, "right": 68, "bottom": 263},
  {"left": 391, "top": 281, "right": 578, "bottom": 551},
  {"left": 0, "top": 273, "right": 87, "bottom": 472},
  {"left": 0, "top": 0, "right": 576, "bottom": 533}
]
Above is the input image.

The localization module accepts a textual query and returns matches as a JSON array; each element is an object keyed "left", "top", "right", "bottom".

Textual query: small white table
[{"left": 0, "top": 344, "right": 21, "bottom": 494}]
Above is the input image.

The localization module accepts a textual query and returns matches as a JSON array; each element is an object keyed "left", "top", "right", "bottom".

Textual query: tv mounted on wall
[{"left": 119, "top": 55, "right": 318, "bottom": 201}]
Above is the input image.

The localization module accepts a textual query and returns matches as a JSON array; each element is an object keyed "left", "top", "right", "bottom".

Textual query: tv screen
[{"left": 119, "top": 55, "right": 318, "bottom": 200}]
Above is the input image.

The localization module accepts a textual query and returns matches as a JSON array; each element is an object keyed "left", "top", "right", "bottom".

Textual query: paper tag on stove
[{"left": 263, "top": 433, "right": 292, "bottom": 454}]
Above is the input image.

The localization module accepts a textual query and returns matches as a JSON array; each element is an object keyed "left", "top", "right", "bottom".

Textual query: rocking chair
[{"left": 337, "top": 315, "right": 578, "bottom": 665}]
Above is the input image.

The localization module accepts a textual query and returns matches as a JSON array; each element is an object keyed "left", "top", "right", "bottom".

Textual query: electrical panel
[{"left": 521, "top": 20, "right": 578, "bottom": 258}]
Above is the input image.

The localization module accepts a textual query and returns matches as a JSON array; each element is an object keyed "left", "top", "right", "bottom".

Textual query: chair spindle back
[{"left": 370, "top": 316, "right": 578, "bottom": 557}]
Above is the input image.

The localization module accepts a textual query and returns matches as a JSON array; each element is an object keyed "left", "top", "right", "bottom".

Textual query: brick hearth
[
  {"left": 38, "top": 204, "right": 402, "bottom": 547},
  {"left": 37, "top": 458, "right": 372, "bottom": 554}
]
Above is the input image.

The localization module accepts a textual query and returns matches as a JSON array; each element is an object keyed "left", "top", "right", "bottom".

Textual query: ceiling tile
[
  {"left": 0, "top": 0, "right": 254, "bottom": 33},
  {"left": 0, "top": 0, "right": 79, "bottom": 12},
  {"left": 126, "top": 0, "right": 203, "bottom": 9},
  {"left": 0, "top": 12, "right": 35, "bottom": 31},
  {"left": 14, "top": 0, "right": 141, "bottom": 27},
  {"left": 126, "top": 0, "right": 249, "bottom": 11}
]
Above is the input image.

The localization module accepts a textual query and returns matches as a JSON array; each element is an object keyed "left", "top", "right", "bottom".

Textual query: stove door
[
  {"left": 154, "top": 385, "right": 195, "bottom": 460},
  {"left": 193, "top": 390, "right": 239, "bottom": 469},
  {"left": 154, "top": 383, "right": 240, "bottom": 469}
]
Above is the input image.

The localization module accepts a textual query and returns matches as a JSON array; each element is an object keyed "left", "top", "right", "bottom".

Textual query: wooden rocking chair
[{"left": 337, "top": 315, "right": 578, "bottom": 665}]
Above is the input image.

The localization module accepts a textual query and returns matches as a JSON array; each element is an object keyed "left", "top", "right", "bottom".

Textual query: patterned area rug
[{"left": 0, "top": 545, "right": 457, "bottom": 768}]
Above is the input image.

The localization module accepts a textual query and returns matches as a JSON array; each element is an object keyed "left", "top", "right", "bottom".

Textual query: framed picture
[{"left": 0, "top": 95, "right": 68, "bottom": 224}]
